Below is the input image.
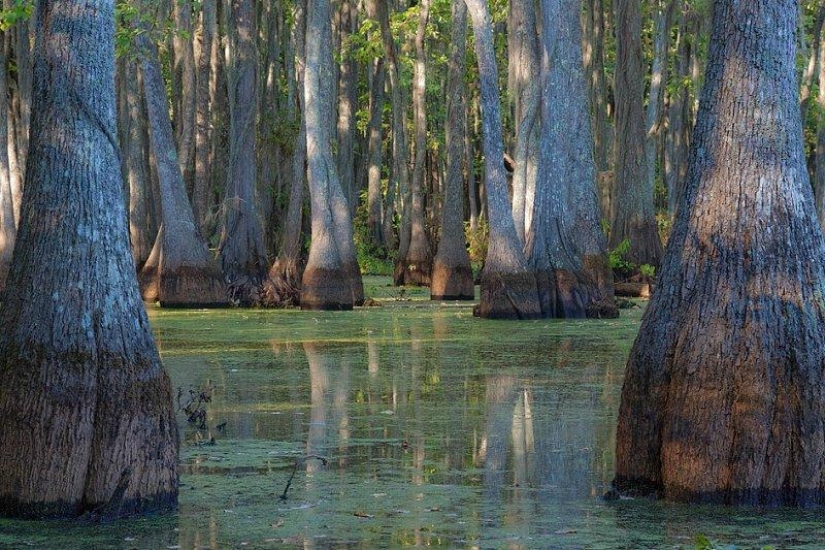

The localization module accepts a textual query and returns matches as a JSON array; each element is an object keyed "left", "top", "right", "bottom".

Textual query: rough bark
[
  {"left": 395, "top": 0, "right": 432, "bottom": 286},
  {"left": 136, "top": 32, "right": 228, "bottom": 308},
  {"left": 507, "top": 0, "right": 540, "bottom": 243},
  {"left": 608, "top": 0, "right": 663, "bottom": 268},
  {"left": 121, "top": 60, "right": 156, "bottom": 271},
  {"left": 431, "top": 0, "right": 473, "bottom": 301},
  {"left": 365, "top": 58, "right": 386, "bottom": 250},
  {"left": 0, "top": 0, "right": 178, "bottom": 518},
  {"left": 466, "top": 0, "right": 541, "bottom": 320},
  {"left": 0, "top": 34, "right": 13, "bottom": 292},
  {"left": 265, "top": 0, "right": 308, "bottom": 308},
  {"left": 301, "top": 0, "right": 364, "bottom": 311},
  {"left": 527, "top": 0, "right": 617, "bottom": 319},
  {"left": 614, "top": 0, "right": 825, "bottom": 508},
  {"left": 173, "top": 0, "right": 196, "bottom": 194},
  {"left": 219, "top": 0, "right": 268, "bottom": 305},
  {"left": 192, "top": 0, "right": 216, "bottom": 234}
]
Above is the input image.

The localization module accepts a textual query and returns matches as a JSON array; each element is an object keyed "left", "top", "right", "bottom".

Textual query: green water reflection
[{"left": 1, "top": 290, "right": 825, "bottom": 548}]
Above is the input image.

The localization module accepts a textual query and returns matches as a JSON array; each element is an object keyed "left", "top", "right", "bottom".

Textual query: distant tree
[
  {"left": 609, "top": 0, "right": 663, "bottom": 268},
  {"left": 301, "top": 0, "right": 364, "bottom": 310},
  {"left": 527, "top": 0, "right": 617, "bottom": 318},
  {"left": 219, "top": 0, "right": 268, "bottom": 304},
  {"left": 395, "top": 0, "right": 432, "bottom": 286},
  {"left": 466, "top": 0, "right": 541, "bottom": 320},
  {"left": 614, "top": 0, "right": 825, "bottom": 507},
  {"left": 430, "top": 0, "right": 473, "bottom": 301},
  {"left": 136, "top": 29, "right": 228, "bottom": 308},
  {"left": 0, "top": 34, "right": 14, "bottom": 293},
  {"left": 0, "top": 0, "right": 177, "bottom": 517}
]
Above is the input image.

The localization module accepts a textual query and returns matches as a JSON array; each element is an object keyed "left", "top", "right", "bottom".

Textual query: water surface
[{"left": 1, "top": 281, "right": 824, "bottom": 548}]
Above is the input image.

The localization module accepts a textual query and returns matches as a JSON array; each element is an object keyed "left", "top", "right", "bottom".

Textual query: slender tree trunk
[
  {"left": 800, "top": 4, "right": 825, "bottom": 125},
  {"left": 122, "top": 60, "right": 156, "bottom": 271},
  {"left": 193, "top": 0, "right": 216, "bottom": 234},
  {"left": 366, "top": 58, "right": 386, "bottom": 250},
  {"left": 136, "top": 32, "right": 228, "bottom": 307},
  {"left": 220, "top": 0, "right": 268, "bottom": 304},
  {"left": 431, "top": 0, "right": 473, "bottom": 301},
  {"left": 0, "top": 0, "right": 178, "bottom": 518},
  {"left": 173, "top": 0, "right": 196, "bottom": 194},
  {"left": 527, "top": 0, "right": 617, "bottom": 319},
  {"left": 466, "top": 0, "right": 541, "bottom": 320},
  {"left": 644, "top": 1, "right": 675, "bottom": 216},
  {"left": 664, "top": 5, "right": 692, "bottom": 218},
  {"left": 614, "top": 0, "right": 825, "bottom": 507},
  {"left": 300, "top": 0, "right": 364, "bottom": 310},
  {"left": 507, "top": 0, "right": 540, "bottom": 244},
  {"left": 369, "top": 0, "right": 410, "bottom": 266},
  {"left": 609, "top": 0, "right": 663, "bottom": 268},
  {"left": 0, "top": 34, "right": 13, "bottom": 292},
  {"left": 396, "top": 0, "right": 433, "bottom": 286},
  {"left": 337, "top": 0, "right": 358, "bottom": 214},
  {"left": 266, "top": 0, "right": 308, "bottom": 307}
]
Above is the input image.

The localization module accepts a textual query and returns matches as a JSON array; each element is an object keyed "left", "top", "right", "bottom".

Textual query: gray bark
[
  {"left": 0, "top": 35, "right": 13, "bottom": 292},
  {"left": 300, "top": 0, "right": 363, "bottom": 310},
  {"left": 219, "top": 0, "right": 268, "bottom": 303},
  {"left": 527, "top": 0, "right": 617, "bottom": 319},
  {"left": 396, "top": 0, "right": 432, "bottom": 286},
  {"left": 136, "top": 31, "right": 228, "bottom": 307},
  {"left": 173, "top": 0, "right": 196, "bottom": 193},
  {"left": 430, "top": 0, "right": 473, "bottom": 301},
  {"left": 365, "top": 58, "right": 385, "bottom": 249},
  {"left": 608, "top": 0, "right": 663, "bottom": 268},
  {"left": 0, "top": 0, "right": 177, "bottom": 518},
  {"left": 337, "top": 0, "right": 358, "bottom": 214},
  {"left": 465, "top": 0, "right": 541, "bottom": 320},
  {"left": 193, "top": 0, "right": 216, "bottom": 234}
]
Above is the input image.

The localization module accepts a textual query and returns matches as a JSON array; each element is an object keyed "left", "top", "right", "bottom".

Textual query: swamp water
[{"left": 1, "top": 279, "right": 825, "bottom": 548}]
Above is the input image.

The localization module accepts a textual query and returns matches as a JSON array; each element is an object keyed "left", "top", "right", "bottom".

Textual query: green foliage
[
  {"left": 0, "top": 0, "right": 32, "bottom": 32},
  {"left": 464, "top": 220, "right": 488, "bottom": 263},
  {"left": 607, "top": 238, "right": 633, "bottom": 272},
  {"left": 639, "top": 263, "right": 656, "bottom": 278}
]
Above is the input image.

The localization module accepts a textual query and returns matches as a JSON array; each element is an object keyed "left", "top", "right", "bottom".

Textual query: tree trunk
[
  {"left": 614, "top": 0, "right": 825, "bottom": 507},
  {"left": 0, "top": 34, "right": 13, "bottom": 292},
  {"left": 173, "top": 0, "right": 196, "bottom": 194},
  {"left": 265, "top": 0, "right": 308, "bottom": 308},
  {"left": 219, "top": 0, "right": 268, "bottom": 305},
  {"left": 466, "top": 0, "right": 541, "bottom": 320},
  {"left": 0, "top": 0, "right": 177, "bottom": 518},
  {"left": 192, "top": 0, "right": 216, "bottom": 235},
  {"left": 664, "top": 5, "right": 693, "bottom": 219},
  {"left": 431, "top": 0, "right": 473, "bottom": 301},
  {"left": 136, "top": 31, "right": 228, "bottom": 308},
  {"left": 120, "top": 59, "right": 156, "bottom": 272},
  {"left": 336, "top": 0, "right": 358, "bottom": 215},
  {"left": 527, "top": 0, "right": 617, "bottom": 319},
  {"left": 608, "top": 0, "right": 663, "bottom": 268},
  {"left": 395, "top": 0, "right": 432, "bottom": 286},
  {"left": 301, "top": 0, "right": 364, "bottom": 310},
  {"left": 507, "top": 0, "right": 540, "bottom": 244},
  {"left": 365, "top": 58, "right": 386, "bottom": 251}
]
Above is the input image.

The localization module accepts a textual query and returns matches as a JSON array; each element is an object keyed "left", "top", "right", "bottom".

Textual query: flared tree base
[
  {"left": 535, "top": 255, "right": 618, "bottom": 319},
  {"left": 158, "top": 266, "right": 229, "bottom": 308},
  {"left": 474, "top": 268, "right": 542, "bottom": 319},
  {"left": 261, "top": 257, "right": 303, "bottom": 307},
  {"left": 393, "top": 259, "right": 432, "bottom": 287},
  {"left": 300, "top": 265, "right": 355, "bottom": 310},
  {"left": 430, "top": 260, "right": 474, "bottom": 300}
]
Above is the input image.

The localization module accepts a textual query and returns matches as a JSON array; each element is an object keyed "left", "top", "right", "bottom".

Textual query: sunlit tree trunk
[
  {"left": 466, "top": 0, "right": 541, "bottom": 320},
  {"left": 136, "top": 32, "right": 228, "bottom": 307},
  {"left": 527, "top": 0, "right": 617, "bottom": 319},
  {"left": 0, "top": 0, "right": 178, "bottom": 518},
  {"left": 396, "top": 0, "right": 432, "bottom": 286},
  {"left": 192, "top": 0, "right": 216, "bottom": 234},
  {"left": 0, "top": 35, "right": 13, "bottom": 292},
  {"left": 614, "top": 0, "right": 825, "bottom": 507},
  {"left": 301, "top": 0, "right": 364, "bottom": 310},
  {"left": 431, "top": 0, "right": 473, "bottom": 301}
]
